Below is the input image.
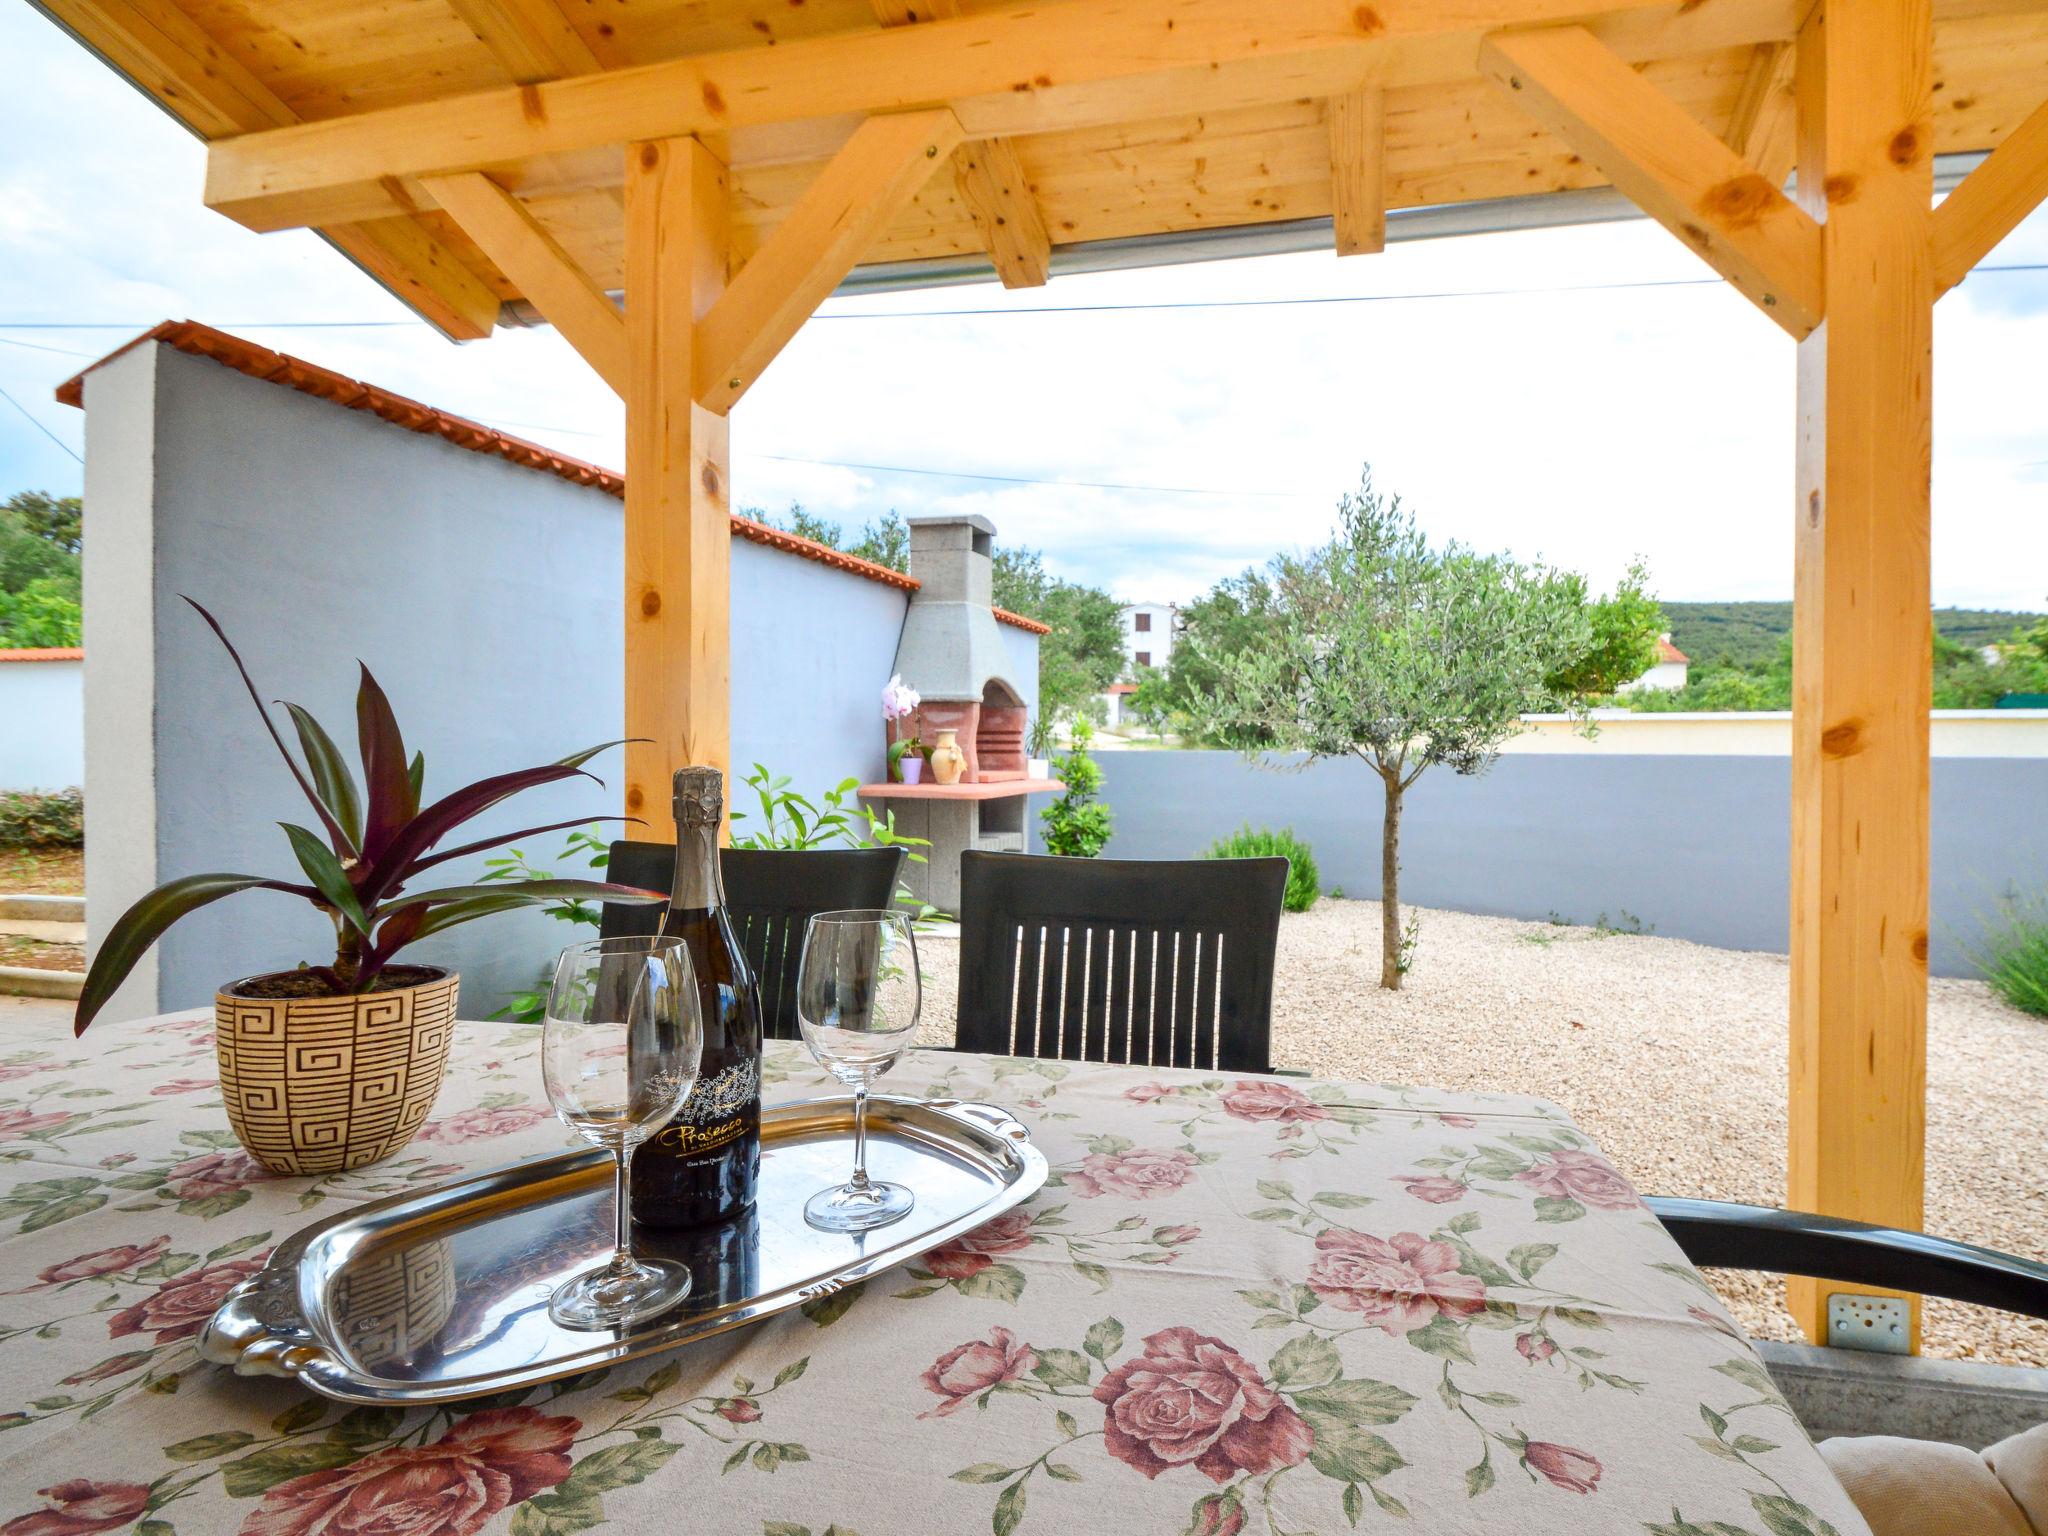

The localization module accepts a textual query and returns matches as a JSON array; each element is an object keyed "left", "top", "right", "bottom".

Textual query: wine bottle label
[{"left": 651, "top": 1056, "right": 760, "bottom": 1156}]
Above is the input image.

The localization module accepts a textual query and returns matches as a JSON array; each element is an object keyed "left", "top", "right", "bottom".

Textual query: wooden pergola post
[
  {"left": 1786, "top": 0, "right": 1936, "bottom": 1348},
  {"left": 624, "top": 137, "right": 732, "bottom": 841}
]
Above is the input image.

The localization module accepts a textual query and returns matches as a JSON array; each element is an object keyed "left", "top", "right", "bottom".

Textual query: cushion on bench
[{"left": 1820, "top": 1424, "right": 2048, "bottom": 1536}]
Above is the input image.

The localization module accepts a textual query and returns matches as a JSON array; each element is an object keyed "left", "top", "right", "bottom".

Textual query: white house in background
[
  {"left": 1622, "top": 633, "right": 1691, "bottom": 692},
  {"left": 1118, "top": 601, "right": 1178, "bottom": 673},
  {"left": 0, "top": 648, "right": 84, "bottom": 791}
]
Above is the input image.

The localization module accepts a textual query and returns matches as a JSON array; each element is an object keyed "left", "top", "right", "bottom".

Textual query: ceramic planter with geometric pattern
[{"left": 214, "top": 968, "right": 458, "bottom": 1175}]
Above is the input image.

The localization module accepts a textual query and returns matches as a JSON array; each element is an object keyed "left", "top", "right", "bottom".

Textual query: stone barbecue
[{"left": 886, "top": 514, "right": 1029, "bottom": 783}]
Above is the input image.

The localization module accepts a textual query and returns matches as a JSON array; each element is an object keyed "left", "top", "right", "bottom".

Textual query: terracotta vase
[
  {"left": 928, "top": 728, "right": 966, "bottom": 785},
  {"left": 215, "top": 967, "right": 458, "bottom": 1175}
]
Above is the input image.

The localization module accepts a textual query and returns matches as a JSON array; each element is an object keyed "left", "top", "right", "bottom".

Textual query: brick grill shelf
[{"left": 856, "top": 781, "right": 1064, "bottom": 801}]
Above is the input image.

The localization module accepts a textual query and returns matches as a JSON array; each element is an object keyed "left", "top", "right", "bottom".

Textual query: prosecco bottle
[{"left": 630, "top": 766, "right": 762, "bottom": 1227}]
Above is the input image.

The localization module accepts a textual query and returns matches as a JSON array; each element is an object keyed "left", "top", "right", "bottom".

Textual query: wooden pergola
[{"left": 41, "top": 0, "right": 2048, "bottom": 1349}]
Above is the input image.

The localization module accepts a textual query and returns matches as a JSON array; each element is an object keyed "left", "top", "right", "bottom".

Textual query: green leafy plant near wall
[
  {"left": 1972, "top": 890, "right": 2048, "bottom": 1018},
  {"left": 0, "top": 788, "right": 84, "bottom": 848},
  {"left": 1204, "top": 825, "right": 1319, "bottom": 912},
  {"left": 1041, "top": 720, "right": 1112, "bottom": 858},
  {"left": 485, "top": 766, "right": 935, "bottom": 1023}
]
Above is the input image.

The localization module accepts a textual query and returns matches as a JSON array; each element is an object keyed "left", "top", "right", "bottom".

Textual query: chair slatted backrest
[
  {"left": 956, "top": 851, "right": 1288, "bottom": 1072},
  {"left": 600, "top": 841, "right": 906, "bottom": 1041}
]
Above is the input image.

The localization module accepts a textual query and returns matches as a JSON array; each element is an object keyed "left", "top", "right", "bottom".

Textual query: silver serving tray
[{"left": 200, "top": 1095, "right": 1045, "bottom": 1404}]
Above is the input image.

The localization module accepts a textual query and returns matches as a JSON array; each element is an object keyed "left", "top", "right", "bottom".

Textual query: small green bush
[
  {"left": 1975, "top": 893, "right": 2048, "bottom": 1018},
  {"left": 0, "top": 787, "right": 83, "bottom": 848},
  {"left": 1205, "top": 824, "right": 1319, "bottom": 913},
  {"left": 1042, "top": 721, "right": 1112, "bottom": 858}
]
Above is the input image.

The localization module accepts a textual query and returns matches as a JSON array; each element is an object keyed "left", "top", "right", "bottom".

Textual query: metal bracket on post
[{"left": 1825, "top": 1294, "right": 1912, "bottom": 1354}]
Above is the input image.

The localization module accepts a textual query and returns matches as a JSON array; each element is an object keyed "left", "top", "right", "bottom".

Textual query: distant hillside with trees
[
  {"left": 1664, "top": 601, "right": 2042, "bottom": 670},
  {"left": 0, "top": 491, "right": 82, "bottom": 648}
]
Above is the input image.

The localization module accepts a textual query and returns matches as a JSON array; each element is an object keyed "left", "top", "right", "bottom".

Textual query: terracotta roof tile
[
  {"left": 0, "top": 648, "right": 83, "bottom": 662},
  {"left": 1658, "top": 637, "right": 1689, "bottom": 665},
  {"left": 53, "top": 320, "right": 1042, "bottom": 628}
]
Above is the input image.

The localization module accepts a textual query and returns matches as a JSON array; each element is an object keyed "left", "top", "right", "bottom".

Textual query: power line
[
  {"left": 0, "top": 336, "right": 98, "bottom": 359},
  {"left": 0, "top": 260, "right": 2040, "bottom": 331},
  {"left": 741, "top": 450, "right": 1316, "bottom": 498},
  {"left": 0, "top": 381, "right": 83, "bottom": 465}
]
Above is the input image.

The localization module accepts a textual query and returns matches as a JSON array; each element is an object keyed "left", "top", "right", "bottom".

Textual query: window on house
[
  {"left": 1134, "top": 612, "right": 1151, "bottom": 632},
  {"left": 1136, "top": 652, "right": 1151, "bottom": 668}
]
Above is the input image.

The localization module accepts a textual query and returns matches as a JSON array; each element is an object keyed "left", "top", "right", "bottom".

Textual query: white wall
[
  {"left": 1118, "top": 602, "right": 1175, "bottom": 673},
  {"left": 0, "top": 658, "right": 83, "bottom": 791}
]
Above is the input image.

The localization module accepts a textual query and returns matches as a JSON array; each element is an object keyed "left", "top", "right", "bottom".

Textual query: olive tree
[{"left": 1187, "top": 469, "right": 1593, "bottom": 989}]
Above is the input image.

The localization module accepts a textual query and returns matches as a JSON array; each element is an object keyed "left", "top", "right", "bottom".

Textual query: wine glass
[
  {"left": 795, "top": 909, "right": 921, "bottom": 1231},
  {"left": 541, "top": 935, "right": 702, "bottom": 1329}
]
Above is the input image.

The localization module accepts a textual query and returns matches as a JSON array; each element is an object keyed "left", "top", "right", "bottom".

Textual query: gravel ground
[{"left": 912, "top": 898, "right": 2048, "bottom": 1367}]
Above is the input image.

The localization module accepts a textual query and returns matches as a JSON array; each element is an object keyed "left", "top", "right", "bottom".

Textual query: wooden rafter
[
  {"left": 870, "top": 0, "right": 1050, "bottom": 288},
  {"left": 44, "top": 0, "right": 498, "bottom": 339},
  {"left": 1327, "top": 88, "right": 1387, "bottom": 255},
  {"left": 950, "top": 139, "right": 1053, "bottom": 288},
  {"left": 201, "top": 0, "right": 1818, "bottom": 235},
  {"left": 446, "top": 0, "right": 609, "bottom": 82},
  {"left": 1933, "top": 95, "right": 2048, "bottom": 294},
  {"left": 695, "top": 110, "right": 964, "bottom": 413},
  {"left": 1479, "top": 25, "right": 1822, "bottom": 337},
  {"left": 420, "top": 173, "right": 627, "bottom": 392}
]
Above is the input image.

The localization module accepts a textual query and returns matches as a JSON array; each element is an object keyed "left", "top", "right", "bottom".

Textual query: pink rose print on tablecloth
[
  {"left": 924, "top": 1210, "right": 1036, "bottom": 1281},
  {"left": 37, "top": 1237, "right": 171, "bottom": 1286},
  {"left": 107, "top": 1252, "right": 269, "bottom": 1344},
  {"left": 241, "top": 1407, "right": 579, "bottom": 1536},
  {"left": 419, "top": 1105, "right": 552, "bottom": 1144},
  {"left": 1514, "top": 1150, "right": 1641, "bottom": 1211},
  {"left": 0, "top": 1108, "right": 73, "bottom": 1138},
  {"left": 1397, "top": 1174, "right": 1468, "bottom": 1205},
  {"left": 920, "top": 1326, "right": 1037, "bottom": 1417},
  {"left": 1184, "top": 1492, "right": 1245, "bottom": 1536},
  {"left": 1219, "top": 1081, "right": 1329, "bottom": 1125},
  {"left": 59, "top": 1352, "right": 154, "bottom": 1388},
  {"left": 3, "top": 1481, "right": 150, "bottom": 1536},
  {"left": 163, "top": 1150, "right": 267, "bottom": 1202},
  {"left": 1306, "top": 1230, "right": 1487, "bottom": 1335},
  {"left": 1067, "top": 1147, "right": 1198, "bottom": 1201},
  {"left": 1437, "top": 1113, "right": 1478, "bottom": 1129},
  {"left": 1123, "top": 1083, "right": 1172, "bottom": 1104},
  {"left": 1523, "top": 1441, "right": 1603, "bottom": 1494},
  {"left": 1094, "top": 1327, "right": 1313, "bottom": 1483},
  {"left": 0, "top": 1062, "right": 55, "bottom": 1083},
  {"left": 716, "top": 1398, "right": 762, "bottom": 1423},
  {"left": 1516, "top": 1332, "right": 1557, "bottom": 1365},
  {"left": 147, "top": 1079, "right": 216, "bottom": 1097},
  {"left": 1154, "top": 1225, "right": 1201, "bottom": 1248}
]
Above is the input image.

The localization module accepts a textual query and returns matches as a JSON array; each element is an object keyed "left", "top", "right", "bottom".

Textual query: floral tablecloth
[{"left": 0, "top": 1011, "right": 1865, "bottom": 1536}]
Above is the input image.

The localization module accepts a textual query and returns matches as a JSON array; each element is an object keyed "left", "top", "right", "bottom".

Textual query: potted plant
[
  {"left": 882, "top": 674, "right": 925, "bottom": 783},
  {"left": 1026, "top": 713, "right": 1056, "bottom": 779},
  {"left": 73, "top": 599, "right": 665, "bottom": 1175}
]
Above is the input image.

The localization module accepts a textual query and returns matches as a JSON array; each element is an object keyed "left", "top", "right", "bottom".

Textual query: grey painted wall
[
  {"left": 1092, "top": 750, "right": 2048, "bottom": 977},
  {"left": 82, "top": 339, "right": 1024, "bottom": 1018}
]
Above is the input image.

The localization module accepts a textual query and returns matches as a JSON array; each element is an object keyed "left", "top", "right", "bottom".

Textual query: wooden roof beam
[
  {"left": 1480, "top": 25, "right": 1823, "bottom": 337},
  {"left": 446, "top": 0, "right": 612, "bottom": 82},
  {"left": 870, "top": 0, "right": 1050, "bottom": 288},
  {"left": 1328, "top": 88, "right": 1387, "bottom": 255},
  {"left": 695, "top": 109, "right": 964, "bottom": 413},
  {"left": 421, "top": 172, "right": 627, "bottom": 391},
  {"left": 44, "top": 0, "right": 497, "bottom": 339},
  {"left": 1933, "top": 95, "right": 2048, "bottom": 295},
  {"left": 203, "top": 0, "right": 1813, "bottom": 235}
]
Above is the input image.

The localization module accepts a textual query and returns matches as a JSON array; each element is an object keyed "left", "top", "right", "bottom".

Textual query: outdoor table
[{"left": 0, "top": 1011, "right": 1868, "bottom": 1535}]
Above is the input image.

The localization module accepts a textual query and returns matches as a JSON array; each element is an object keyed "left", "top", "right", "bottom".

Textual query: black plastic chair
[
  {"left": 1645, "top": 1198, "right": 2048, "bottom": 1323},
  {"left": 600, "top": 841, "right": 906, "bottom": 1041},
  {"left": 955, "top": 850, "right": 1288, "bottom": 1072}
]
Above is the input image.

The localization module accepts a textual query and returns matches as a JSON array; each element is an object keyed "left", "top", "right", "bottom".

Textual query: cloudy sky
[{"left": 3, "top": 4, "right": 2043, "bottom": 609}]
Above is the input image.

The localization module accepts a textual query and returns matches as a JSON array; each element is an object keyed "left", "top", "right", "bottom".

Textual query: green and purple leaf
[
  {"left": 279, "top": 823, "right": 372, "bottom": 935},
  {"left": 75, "top": 874, "right": 313, "bottom": 1036},
  {"left": 356, "top": 763, "right": 603, "bottom": 902},
  {"left": 379, "top": 879, "right": 666, "bottom": 915},
  {"left": 183, "top": 598, "right": 353, "bottom": 854},
  {"left": 281, "top": 703, "right": 363, "bottom": 854},
  {"left": 356, "top": 663, "right": 413, "bottom": 861},
  {"left": 405, "top": 815, "right": 638, "bottom": 878}
]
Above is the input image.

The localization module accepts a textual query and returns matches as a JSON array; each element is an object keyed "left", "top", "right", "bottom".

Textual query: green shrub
[
  {"left": 1042, "top": 720, "right": 1112, "bottom": 857},
  {"left": 1204, "top": 824, "right": 1319, "bottom": 912},
  {"left": 1974, "top": 893, "right": 2048, "bottom": 1018},
  {"left": 0, "top": 787, "right": 83, "bottom": 848}
]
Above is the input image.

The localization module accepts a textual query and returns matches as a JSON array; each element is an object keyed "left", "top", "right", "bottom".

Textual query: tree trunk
[{"left": 1380, "top": 772, "right": 1403, "bottom": 991}]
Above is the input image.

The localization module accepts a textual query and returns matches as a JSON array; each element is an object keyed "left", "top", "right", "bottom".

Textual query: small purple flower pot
[{"left": 901, "top": 756, "right": 926, "bottom": 785}]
